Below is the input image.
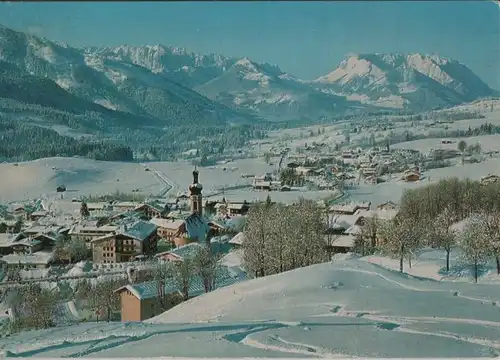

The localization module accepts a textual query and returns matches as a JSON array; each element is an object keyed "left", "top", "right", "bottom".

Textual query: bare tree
[
  {"left": 378, "top": 216, "right": 423, "bottom": 272},
  {"left": 89, "top": 277, "right": 128, "bottom": 321},
  {"left": 168, "top": 258, "right": 196, "bottom": 300},
  {"left": 242, "top": 198, "right": 327, "bottom": 277},
  {"left": 66, "top": 238, "right": 90, "bottom": 262},
  {"left": 6, "top": 264, "right": 22, "bottom": 283},
  {"left": 265, "top": 203, "right": 291, "bottom": 274},
  {"left": 480, "top": 212, "right": 500, "bottom": 275},
  {"left": 74, "top": 279, "right": 92, "bottom": 303},
  {"left": 193, "top": 246, "right": 220, "bottom": 293},
  {"left": 459, "top": 216, "right": 489, "bottom": 283},
  {"left": 11, "top": 283, "right": 57, "bottom": 331},
  {"left": 242, "top": 203, "right": 269, "bottom": 277},
  {"left": 154, "top": 260, "right": 170, "bottom": 311},
  {"left": 427, "top": 206, "right": 457, "bottom": 272},
  {"left": 290, "top": 199, "right": 328, "bottom": 268},
  {"left": 354, "top": 216, "right": 379, "bottom": 256}
]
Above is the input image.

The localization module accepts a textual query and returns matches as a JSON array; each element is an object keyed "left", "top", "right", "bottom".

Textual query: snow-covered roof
[
  {"left": 86, "top": 202, "right": 111, "bottom": 210},
  {"left": 2, "top": 251, "right": 54, "bottom": 265},
  {"left": 121, "top": 220, "right": 157, "bottom": 242},
  {"left": 167, "top": 242, "right": 204, "bottom": 259},
  {"left": 185, "top": 213, "right": 210, "bottom": 242},
  {"left": 345, "top": 224, "right": 362, "bottom": 235},
  {"left": 330, "top": 235, "right": 355, "bottom": 248},
  {"left": 355, "top": 209, "right": 399, "bottom": 220},
  {"left": 0, "top": 233, "right": 23, "bottom": 248},
  {"left": 113, "top": 201, "right": 141, "bottom": 208},
  {"left": 229, "top": 232, "right": 246, "bottom": 245},
  {"left": 150, "top": 218, "right": 184, "bottom": 230},
  {"left": 116, "top": 265, "right": 250, "bottom": 300},
  {"left": 31, "top": 210, "right": 48, "bottom": 217}
]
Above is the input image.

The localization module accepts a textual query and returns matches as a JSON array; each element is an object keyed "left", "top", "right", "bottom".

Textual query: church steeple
[{"left": 189, "top": 167, "right": 203, "bottom": 215}]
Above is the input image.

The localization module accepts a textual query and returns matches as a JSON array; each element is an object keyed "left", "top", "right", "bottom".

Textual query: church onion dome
[{"left": 189, "top": 169, "right": 203, "bottom": 194}]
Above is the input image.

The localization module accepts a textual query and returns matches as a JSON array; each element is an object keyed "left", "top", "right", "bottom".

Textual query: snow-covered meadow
[
  {"left": 0, "top": 157, "right": 165, "bottom": 203},
  {"left": 2, "top": 255, "right": 500, "bottom": 358}
]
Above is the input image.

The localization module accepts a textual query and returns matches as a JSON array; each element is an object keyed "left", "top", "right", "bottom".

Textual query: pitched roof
[
  {"left": 115, "top": 265, "right": 250, "bottom": 300},
  {"left": 150, "top": 218, "right": 184, "bottom": 230},
  {"left": 229, "top": 232, "right": 246, "bottom": 245},
  {"left": 120, "top": 220, "right": 157, "bottom": 241},
  {"left": 185, "top": 213, "right": 210, "bottom": 242}
]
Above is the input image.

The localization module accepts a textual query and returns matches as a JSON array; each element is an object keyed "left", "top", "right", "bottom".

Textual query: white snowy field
[
  {"left": 3, "top": 257, "right": 500, "bottom": 358},
  {"left": 0, "top": 156, "right": 336, "bottom": 204},
  {"left": 149, "top": 159, "right": 336, "bottom": 204},
  {"left": 150, "top": 158, "right": 277, "bottom": 194},
  {"left": 0, "top": 157, "right": 164, "bottom": 203}
]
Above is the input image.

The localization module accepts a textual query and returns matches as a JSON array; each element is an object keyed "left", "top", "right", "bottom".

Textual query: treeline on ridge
[{"left": 0, "top": 117, "right": 133, "bottom": 162}]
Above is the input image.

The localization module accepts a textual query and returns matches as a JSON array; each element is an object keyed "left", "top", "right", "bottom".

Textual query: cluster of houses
[
  {"left": 324, "top": 200, "right": 400, "bottom": 253},
  {"left": 0, "top": 166, "right": 404, "bottom": 322},
  {"left": 251, "top": 146, "right": 424, "bottom": 192},
  {"left": 0, "top": 170, "right": 250, "bottom": 272}
]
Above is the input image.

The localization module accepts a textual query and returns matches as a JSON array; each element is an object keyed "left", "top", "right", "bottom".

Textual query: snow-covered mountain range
[{"left": 0, "top": 24, "right": 496, "bottom": 125}]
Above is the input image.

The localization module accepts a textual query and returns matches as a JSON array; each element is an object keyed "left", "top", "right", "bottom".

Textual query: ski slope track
[{"left": 2, "top": 259, "right": 500, "bottom": 358}]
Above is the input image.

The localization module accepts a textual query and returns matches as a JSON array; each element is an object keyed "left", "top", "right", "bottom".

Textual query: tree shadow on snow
[{"left": 438, "top": 263, "right": 490, "bottom": 279}]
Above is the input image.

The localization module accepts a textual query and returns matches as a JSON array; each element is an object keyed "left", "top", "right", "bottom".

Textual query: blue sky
[{"left": 0, "top": 1, "right": 498, "bottom": 88}]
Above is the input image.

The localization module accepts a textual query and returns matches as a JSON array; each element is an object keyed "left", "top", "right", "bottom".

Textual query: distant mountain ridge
[
  {"left": 313, "top": 53, "right": 495, "bottom": 111},
  {"left": 0, "top": 24, "right": 496, "bottom": 126},
  {"left": 0, "top": 25, "right": 256, "bottom": 129}
]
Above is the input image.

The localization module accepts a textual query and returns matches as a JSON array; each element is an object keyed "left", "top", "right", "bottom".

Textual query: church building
[{"left": 152, "top": 169, "right": 212, "bottom": 247}]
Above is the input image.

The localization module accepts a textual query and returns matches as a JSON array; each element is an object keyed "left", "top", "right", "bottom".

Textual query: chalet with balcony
[{"left": 91, "top": 220, "right": 158, "bottom": 263}]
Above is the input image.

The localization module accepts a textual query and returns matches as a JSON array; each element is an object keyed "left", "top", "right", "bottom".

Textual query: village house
[
  {"left": 324, "top": 207, "right": 399, "bottom": 253},
  {"left": 112, "top": 201, "right": 141, "bottom": 213},
  {"left": 114, "top": 266, "right": 249, "bottom": 321},
  {"left": 68, "top": 221, "right": 118, "bottom": 246},
  {"left": 86, "top": 202, "right": 113, "bottom": 214},
  {"left": 28, "top": 210, "right": 49, "bottom": 222},
  {"left": 150, "top": 218, "right": 185, "bottom": 245},
  {"left": 155, "top": 242, "right": 204, "bottom": 262},
  {"left": 295, "top": 166, "right": 316, "bottom": 177},
  {"left": 91, "top": 220, "right": 158, "bottom": 263},
  {"left": 253, "top": 181, "right": 271, "bottom": 191},
  {"left": 341, "top": 150, "right": 355, "bottom": 159},
  {"left": 1, "top": 251, "right": 54, "bottom": 269},
  {"left": 402, "top": 170, "right": 420, "bottom": 182},
  {"left": 228, "top": 232, "right": 245, "bottom": 249},
  {"left": 329, "top": 202, "right": 371, "bottom": 215},
  {"left": 1, "top": 219, "right": 19, "bottom": 233},
  {"left": 481, "top": 174, "right": 500, "bottom": 185},
  {"left": 141, "top": 202, "right": 169, "bottom": 218},
  {"left": 324, "top": 233, "right": 356, "bottom": 254},
  {"left": 377, "top": 201, "right": 398, "bottom": 211},
  {"left": 0, "top": 233, "right": 24, "bottom": 255},
  {"left": 9, "top": 204, "right": 28, "bottom": 219},
  {"left": 227, "top": 202, "right": 250, "bottom": 216}
]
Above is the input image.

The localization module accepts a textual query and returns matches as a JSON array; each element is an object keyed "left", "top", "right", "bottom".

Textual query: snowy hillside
[
  {"left": 0, "top": 24, "right": 496, "bottom": 124},
  {"left": 87, "top": 44, "right": 236, "bottom": 88},
  {"left": 314, "top": 53, "right": 496, "bottom": 111},
  {"left": 0, "top": 25, "right": 253, "bottom": 126},
  {"left": 196, "top": 57, "right": 372, "bottom": 121},
  {"left": 3, "top": 258, "right": 500, "bottom": 358}
]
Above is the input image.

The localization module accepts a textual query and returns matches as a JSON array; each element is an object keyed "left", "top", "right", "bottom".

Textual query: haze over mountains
[{"left": 0, "top": 24, "right": 497, "bottom": 128}]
